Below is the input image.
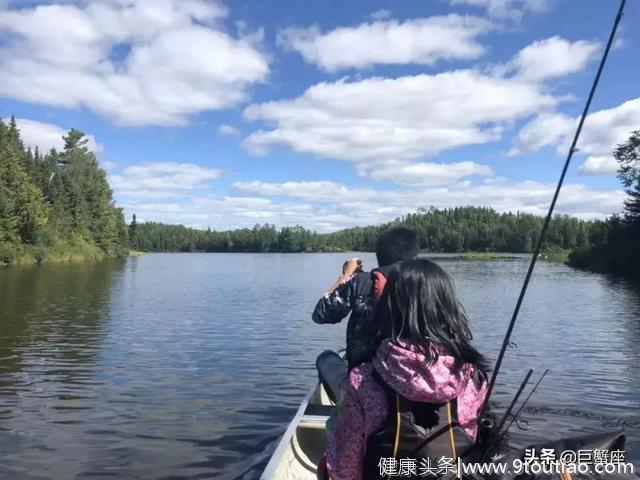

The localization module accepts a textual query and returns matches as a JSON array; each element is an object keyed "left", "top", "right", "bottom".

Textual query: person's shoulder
[{"left": 349, "top": 270, "right": 373, "bottom": 287}]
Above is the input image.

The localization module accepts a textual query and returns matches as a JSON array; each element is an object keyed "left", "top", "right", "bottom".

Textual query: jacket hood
[{"left": 372, "top": 339, "right": 487, "bottom": 439}]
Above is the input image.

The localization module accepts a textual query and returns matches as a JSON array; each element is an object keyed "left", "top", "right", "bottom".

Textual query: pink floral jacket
[{"left": 325, "top": 340, "right": 487, "bottom": 480}]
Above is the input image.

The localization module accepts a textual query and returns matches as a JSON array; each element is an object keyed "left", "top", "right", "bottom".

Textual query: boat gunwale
[{"left": 260, "top": 383, "right": 321, "bottom": 480}]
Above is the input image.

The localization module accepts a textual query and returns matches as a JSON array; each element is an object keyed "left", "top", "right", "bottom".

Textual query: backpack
[{"left": 362, "top": 370, "right": 475, "bottom": 480}]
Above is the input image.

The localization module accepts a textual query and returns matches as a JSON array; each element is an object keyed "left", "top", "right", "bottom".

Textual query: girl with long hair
[{"left": 321, "top": 259, "right": 489, "bottom": 480}]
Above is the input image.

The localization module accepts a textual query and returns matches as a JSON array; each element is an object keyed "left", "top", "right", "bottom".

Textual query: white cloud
[
  {"left": 0, "top": 0, "right": 268, "bottom": 126},
  {"left": 217, "top": 124, "right": 240, "bottom": 136},
  {"left": 579, "top": 156, "right": 618, "bottom": 175},
  {"left": 110, "top": 162, "right": 222, "bottom": 195},
  {"left": 508, "top": 112, "right": 573, "bottom": 156},
  {"left": 511, "top": 98, "right": 640, "bottom": 171},
  {"left": 359, "top": 161, "right": 494, "bottom": 186},
  {"left": 233, "top": 179, "right": 624, "bottom": 223},
  {"left": 100, "top": 160, "right": 118, "bottom": 171},
  {"left": 243, "top": 71, "right": 557, "bottom": 167},
  {"left": 277, "top": 14, "right": 492, "bottom": 71},
  {"left": 505, "top": 36, "right": 600, "bottom": 82},
  {"left": 233, "top": 180, "right": 379, "bottom": 203},
  {"left": 238, "top": 162, "right": 494, "bottom": 191},
  {"left": 574, "top": 98, "right": 640, "bottom": 157},
  {"left": 369, "top": 9, "right": 392, "bottom": 21},
  {"left": 121, "top": 195, "right": 355, "bottom": 232},
  {"left": 450, "top": 0, "right": 549, "bottom": 22},
  {"left": 8, "top": 117, "right": 100, "bottom": 153},
  {"left": 120, "top": 172, "right": 625, "bottom": 232}
]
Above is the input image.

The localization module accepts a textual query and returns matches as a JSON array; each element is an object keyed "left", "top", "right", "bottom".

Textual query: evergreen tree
[
  {"left": 0, "top": 118, "right": 48, "bottom": 244},
  {"left": 129, "top": 214, "right": 138, "bottom": 249},
  {"left": 615, "top": 130, "right": 640, "bottom": 223},
  {"left": 0, "top": 117, "right": 128, "bottom": 264},
  {"left": 568, "top": 131, "right": 640, "bottom": 279}
]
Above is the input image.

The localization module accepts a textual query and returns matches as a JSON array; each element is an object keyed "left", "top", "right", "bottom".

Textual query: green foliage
[
  {"left": 615, "top": 130, "right": 640, "bottom": 224},
  {"left": 129, "top": 213, "right": 138, "bottom": 249},
  {"left": 0, "top": 117, "right": 128, "bottom": 265},
  {"left": 134, "top": 206, "right": 597, "bottom": 255},
  {"left": 568, "top": 131, "right": 640, "bottom": 279},
  {"left": 0, "top": 117, "right": 49, "bottom": 244}
]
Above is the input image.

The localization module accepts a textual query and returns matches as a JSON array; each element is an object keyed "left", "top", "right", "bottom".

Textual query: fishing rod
[
  {"left": 501, "top": 368, "right": 550, "bottom": 435},
  {"left": 481, "top": 369, "right": 534, "bottom": 461},
  {"left": 482, "top": 0, "right": 626, "bottom": 409}
]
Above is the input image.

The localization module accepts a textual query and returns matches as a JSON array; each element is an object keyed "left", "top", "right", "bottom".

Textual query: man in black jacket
[{"left": 312, "top": 227, "right": 419, "bottom": 401}]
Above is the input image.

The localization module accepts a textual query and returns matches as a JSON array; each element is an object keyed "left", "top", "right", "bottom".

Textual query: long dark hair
[{"left": 372, "top": 258, "right": 487, "bottom": 380}]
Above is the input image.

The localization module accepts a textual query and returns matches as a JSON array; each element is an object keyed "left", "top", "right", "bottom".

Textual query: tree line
[
  {"left": 3, "top": 113, "right": 637, "bottom": 279},
  {"left": 132, "top": 207, "right": 596, "bottom": 255},
  {"left": 0, "top": 117, "right": 128, "bottom": 264},
  {"left": 568, "top": 131, "right": 640, "bottom": 279}
]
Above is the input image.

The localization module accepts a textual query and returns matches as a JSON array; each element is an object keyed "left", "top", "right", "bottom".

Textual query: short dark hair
[{"left": 375, "top": 227, "right": 419, "bottom": 266}]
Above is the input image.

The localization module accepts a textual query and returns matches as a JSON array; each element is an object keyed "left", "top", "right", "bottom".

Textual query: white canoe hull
[{"left": 261, "top": 384, "right": 333, "bottom": 480}]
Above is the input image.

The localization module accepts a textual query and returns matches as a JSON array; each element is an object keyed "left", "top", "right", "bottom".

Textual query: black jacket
[{"left": 312, "top": 264, "right": 394, "bottom": 368}]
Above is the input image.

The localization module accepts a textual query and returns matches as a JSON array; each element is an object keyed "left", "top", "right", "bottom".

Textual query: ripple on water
[{"left": 0, "top": 253, "right": 639, "bottom": 479}]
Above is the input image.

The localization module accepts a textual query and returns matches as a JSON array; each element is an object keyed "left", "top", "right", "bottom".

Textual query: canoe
[
  {"left": 260, "top": 383, "right": 331, "bottom": 480},
  {"left": 261, "top": 382, "right": 631, "bottom": 480}
]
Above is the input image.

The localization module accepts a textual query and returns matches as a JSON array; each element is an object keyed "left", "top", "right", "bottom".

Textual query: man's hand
[
  {"left": 342, "top": 257, "right": 363, "bottom": 276},
  {"left": 325, "top": 258, "right": 363, "bottom": 294}
]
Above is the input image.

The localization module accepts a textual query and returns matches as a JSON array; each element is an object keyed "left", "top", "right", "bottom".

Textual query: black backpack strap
[{"left": 372, "top": 369, "right": 461, "bottom": 460}]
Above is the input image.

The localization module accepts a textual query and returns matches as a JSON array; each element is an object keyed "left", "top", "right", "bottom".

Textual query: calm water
[{"left": 1, "top": 253, "right": 639, "bottom": 479}]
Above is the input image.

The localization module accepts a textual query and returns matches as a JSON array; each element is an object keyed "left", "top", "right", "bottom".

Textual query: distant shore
[
  {"left": 1, "top": 244, "right": 144, "bottom": 267},
  {"left": 425, "top": 251, "right": 567, "bottom": 262},
  {"left": 128, "top": 250, "right": 568, "bottom": 262},
  {"left": 2, "top": 246, "right": 571, "bottom": 266}
]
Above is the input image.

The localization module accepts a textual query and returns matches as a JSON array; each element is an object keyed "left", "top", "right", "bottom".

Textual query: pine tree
[
  {"left": 0, "top": 118, "right": 129, "bottom": 263},
  {"left": 0, "top": 118, "right": 49, "bottom": 244},
  {"left": 129, "top": 213, "right": 138, "bottom": 249},
  {"left": 614, "top": 130, "right": 640, "bottom": 223}
]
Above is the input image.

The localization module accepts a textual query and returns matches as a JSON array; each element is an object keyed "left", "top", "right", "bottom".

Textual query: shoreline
[
  {"left": 131, "top": 250, "right": 567, "bottom": 262},
  {"left": 1, "top": 246, "right": 145, "bottom": 267},
  {"left": 2, "top": 247, "right": 572, "bottom": 266}
]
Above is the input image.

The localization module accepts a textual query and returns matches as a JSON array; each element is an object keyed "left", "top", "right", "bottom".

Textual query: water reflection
[
  {"left": 0, "top": 260, "right": 123, "bottom": 478},
  {"left": 0, "top": 260, "right": 122, "bottom": 380}
]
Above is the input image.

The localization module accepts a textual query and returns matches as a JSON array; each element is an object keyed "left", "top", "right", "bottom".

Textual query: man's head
[{"left": 375, "top": 227, "right": 419, "bottom": 267}]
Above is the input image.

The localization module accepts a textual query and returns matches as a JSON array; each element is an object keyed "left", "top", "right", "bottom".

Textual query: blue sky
[{"left": 1, "top": 0, "right": 638, "bottom": 231}]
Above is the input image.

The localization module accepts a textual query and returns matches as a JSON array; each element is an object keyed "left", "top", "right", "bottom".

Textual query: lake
[{"left": 1, "top": 253, "right": 639, "bottom": 479}]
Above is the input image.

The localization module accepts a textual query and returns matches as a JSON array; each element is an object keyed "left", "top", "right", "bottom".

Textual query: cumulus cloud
[
  {"left": 233, "top": 180, "right": 379, "bottom": 203},
  {"left": 450, "top": 0, "right": 549, "bottom": 22},
  {"left": 360, "top": 161, "right": 494, "bottom": 186},
  {"left": 579, "top": 156, "right": 619, "bottom": 175},
  {"left": 574, "top": 98, "right": 640, "bottom": 157},
  {"left": 8, "top": 117, "right": 100, "bottom": 153},
  {"left": 233, "top": 179, "right": 624, "bottom": 223},
  {"left": 508, "top": 112, "right": 573, "bottom": 156},
  {"left": 110, "top": 162, "right": 222, "bottom": 197},
  {"left": 243, "top": 70, "right": 556, "bottom": 168},
  {"left": 121, "top": 195, "right": 356, "bottom": 232},
  {"left": 121, "top": 176, "right": 623, "bottom": 232},
  {"left": 277, "top": 14, "right": 492, "bottom": 71},
  {"left": 504, "top": 36, "right": 600, "bottom": 82},
  {"left": 0, "top": 0, "right": 269, "bottom": 126},
  {"left": 511, "top": 98, "right": 640, "bottom": 174},
  {"left": 217, "top": 124, "right": 240, "bottom": 136}
]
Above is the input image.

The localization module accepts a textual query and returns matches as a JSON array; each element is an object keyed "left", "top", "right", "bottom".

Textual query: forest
[
  {"left": 0, "top": 117, "right": 128, "bottom": 264},
  {"left": 132, "top": 207, "right": 597, "bottom": 255}
]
